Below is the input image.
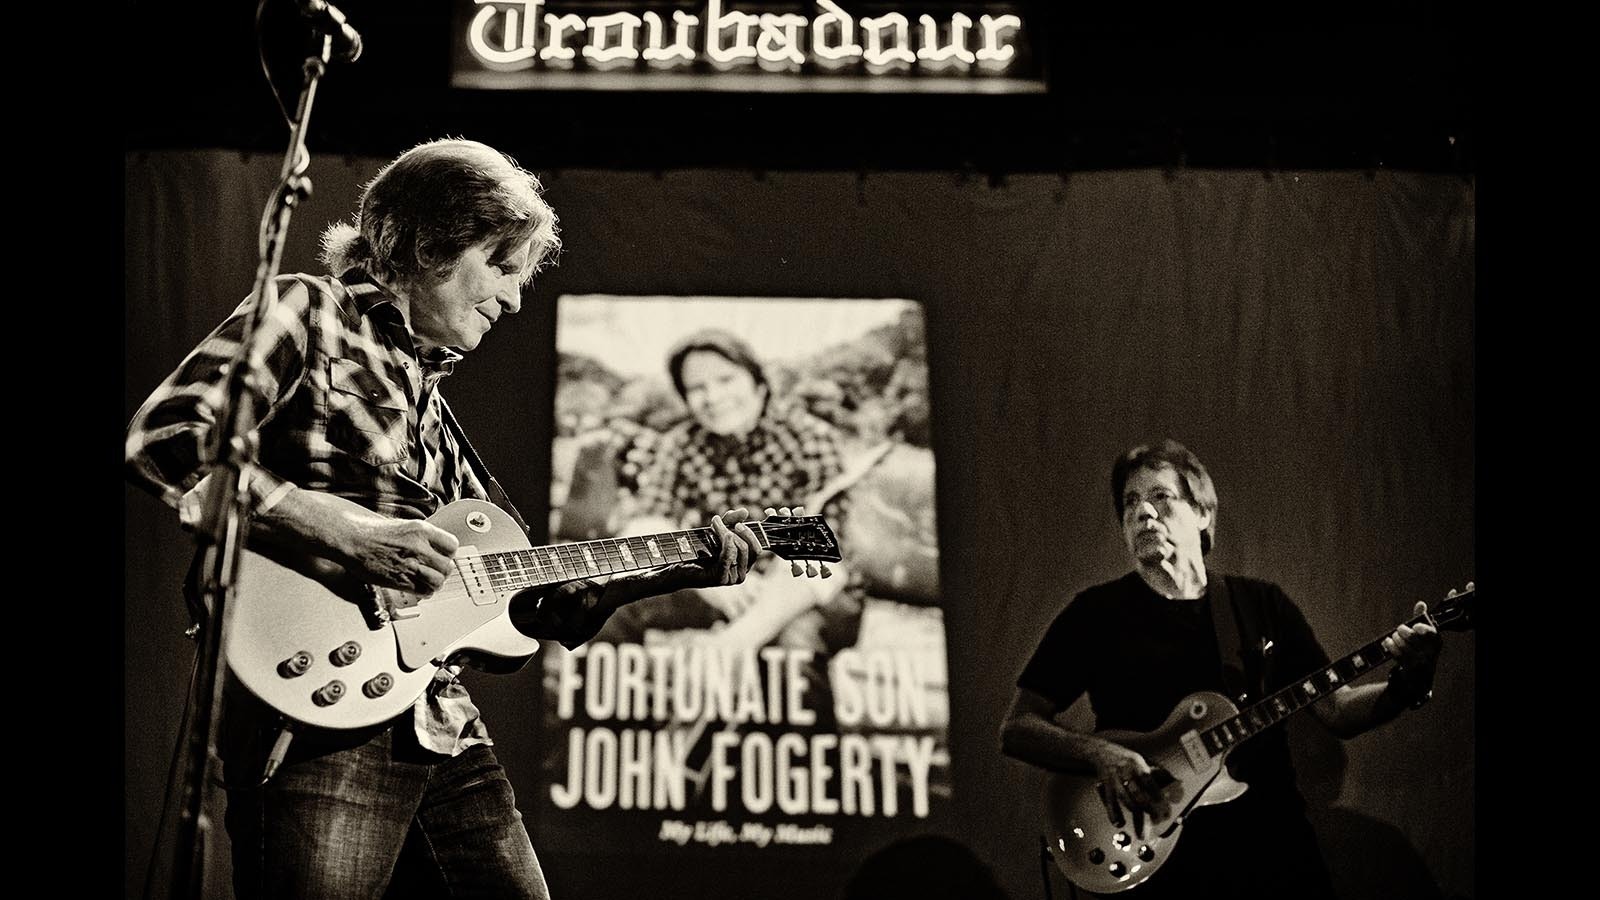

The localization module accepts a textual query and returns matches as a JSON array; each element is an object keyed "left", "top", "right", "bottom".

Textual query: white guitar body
[
  {"left": 228, "top": 500, "right": 541, "bottom": 730},
  {"left": 1044, "top": 691, "right": 1246, "bottom": 894}
]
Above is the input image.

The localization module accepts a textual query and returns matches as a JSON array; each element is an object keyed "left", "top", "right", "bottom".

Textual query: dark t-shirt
[{"left": 1018, "top": 571, "right": 1338, "bottom": 898}]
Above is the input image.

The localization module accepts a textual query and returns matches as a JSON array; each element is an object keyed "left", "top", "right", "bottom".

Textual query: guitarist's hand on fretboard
[
  {"left": 1382, "top": 599, "right": 1444, "bottom": 694},
  {"left": 695, "top": 506, "right": 765, "bottom": 587},
  {"left": 656, "top": 505, "right": 831, "bottom": 598},
  {"left": 674, "top": 507, "right": 847, "bottom": 655}
]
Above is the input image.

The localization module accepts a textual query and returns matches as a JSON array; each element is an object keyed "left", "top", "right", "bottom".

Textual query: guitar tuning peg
[
  {"left": 791, "top": 561, "right": 803, "bottom": 577},
  {"left": 1446, "top": 588, "right": 1457, "bottom": 598},
  {"left": 805, "top": 562, "right": 818, "bottom": 578},
  {"left": 1464, "top": 581, "right": 1474, "bottom": 592},
  {"left": 819, "top": 562, "right": 832, "bottom": 578}
]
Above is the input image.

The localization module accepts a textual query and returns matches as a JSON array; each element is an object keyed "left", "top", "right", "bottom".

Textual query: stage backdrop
[{"left": 125, "top": 150, "right": 1475, "bottom": 900}]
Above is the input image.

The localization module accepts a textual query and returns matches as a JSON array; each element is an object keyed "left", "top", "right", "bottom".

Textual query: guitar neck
[
  {"left": 1196, "top": 610, "right": 1431, "bottom": 759},
  {"left": 464, "top": 524, "right": 770, "bottom": 594}
]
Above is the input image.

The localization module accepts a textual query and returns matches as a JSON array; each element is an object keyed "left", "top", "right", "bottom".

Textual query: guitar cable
[
  {"left": 260, "top": 722, "right": 296, "bottom": 784},
  {"left": 142, "top": 645, "right": 299, "bottom": 899},
  {"left": 1038, "top": 835, "right": 1054, "bottom": 900},
  {"left": 141, "top": 652, "right": 202, "bottom": 900}
]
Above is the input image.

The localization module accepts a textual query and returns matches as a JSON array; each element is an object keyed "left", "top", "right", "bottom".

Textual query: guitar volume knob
[
  {"left": 1087, "top": 848, "right": 1105, "bottom": 865},
  {"left": 278, "top": 651, "right": 313, "bottom": 678},
  {"left": 1137, "top": 845, "right": 1155, "bottom": 862},
  {"left": 363, "top": 673, "right": 394, "bottom": 698},
  {"left": 312, "top": 680, "right": 346, "bottom": 706},
  {"left": 330, "top": 641, "right": 362, "bottom": 666},
  {"left": 1108, "top": 862, "right": 1127, "bottom": 878}
]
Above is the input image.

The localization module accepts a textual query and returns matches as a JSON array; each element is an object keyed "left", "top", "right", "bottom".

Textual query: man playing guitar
[
  {"left": 125, "top": 138, "right": 785, "bottom": 899},
  {"left": 1000, "top": 439, "right": 1443, "bottom": 898}
]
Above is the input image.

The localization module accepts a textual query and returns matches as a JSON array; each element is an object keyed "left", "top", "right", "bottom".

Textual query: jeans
[{"left": 219, "top": 690, "right": 550, "bottom": 900}]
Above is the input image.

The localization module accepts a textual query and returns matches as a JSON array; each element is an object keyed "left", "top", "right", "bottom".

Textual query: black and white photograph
[{"left": 123, "top": 2, "right": 1475, "bottom": 899}]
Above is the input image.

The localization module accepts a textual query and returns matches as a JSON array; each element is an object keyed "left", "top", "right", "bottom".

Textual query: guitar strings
[{"left": 447, "top": 521, "right": 829, "bottom": 595}]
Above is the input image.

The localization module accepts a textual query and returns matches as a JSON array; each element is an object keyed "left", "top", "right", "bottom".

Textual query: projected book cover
[{"left": 538, "top": 294, "right": 948, "bottom": 857}]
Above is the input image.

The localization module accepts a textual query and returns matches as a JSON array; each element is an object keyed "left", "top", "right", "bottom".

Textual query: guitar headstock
[
  {"left": 1429, "top": 581, "right": 1476, "bottom": 632},
  {"left": 756, "top": 514, "right": 842, "bottom": 564}
]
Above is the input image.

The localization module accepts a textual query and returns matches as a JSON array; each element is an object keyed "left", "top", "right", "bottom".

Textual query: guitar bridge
[{"left": 364, "top": 586, "right": 420, "bottom": 626}]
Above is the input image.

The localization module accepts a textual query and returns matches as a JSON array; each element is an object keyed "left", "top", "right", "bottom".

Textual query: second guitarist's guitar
[
  {"left": 224, "top": 500, "right": 841, "bottom": 730},
  {"left": 1043, "top": 584, "right": 1476, "bottom": 895}
]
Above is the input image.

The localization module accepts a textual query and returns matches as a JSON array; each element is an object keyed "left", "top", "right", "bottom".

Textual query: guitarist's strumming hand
[
  {"left": 348, "top": 516, "right": 461, "bottom": 594},
  {"left": 1092, "top": 744, "right": 1174, "bottom": 839},
  {"left": 253, "top": 487, "right": 462, "bottom": 595}
]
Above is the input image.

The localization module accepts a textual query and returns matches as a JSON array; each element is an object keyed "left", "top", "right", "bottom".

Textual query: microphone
[{"left": 296, "top": 0, "right": 363, "bottom": 63}]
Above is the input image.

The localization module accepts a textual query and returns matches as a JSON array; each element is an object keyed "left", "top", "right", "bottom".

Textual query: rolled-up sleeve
[{"left": 125, "top": 278, "right": 313, "bottom": 524}]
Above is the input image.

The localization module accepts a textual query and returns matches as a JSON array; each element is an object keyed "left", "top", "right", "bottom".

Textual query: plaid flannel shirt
[{"left": 127, "top": 271, "right": 524, "bottom": 755}]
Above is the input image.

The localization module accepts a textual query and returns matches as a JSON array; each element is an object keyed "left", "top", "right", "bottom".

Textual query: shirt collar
[
  {"left": 340, "top": 269, "right": 462, "bottom": 378},
  {"left": 340, "top": 269, "right": 403, "bottom": 321}
]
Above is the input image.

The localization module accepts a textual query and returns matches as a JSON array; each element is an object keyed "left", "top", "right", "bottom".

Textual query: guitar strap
[
  {"left": 1207, "top": 574, "right": 1267, "bottom": 703},
  {"left": 438, "top": 394, "right": 533, "bottom": 537}
]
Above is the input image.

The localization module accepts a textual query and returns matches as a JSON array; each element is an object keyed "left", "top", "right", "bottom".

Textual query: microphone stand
[{"left": 166, "top": 30, "right": 339, "bottom": 900}]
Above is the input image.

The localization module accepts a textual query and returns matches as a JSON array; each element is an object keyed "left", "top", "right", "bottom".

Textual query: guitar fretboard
[
  {"left": 1197, "top": 613, "right": 1425, "bottom": 757},
  {"left": 462, "top": 525, "right": 771, "bottom": 594}
]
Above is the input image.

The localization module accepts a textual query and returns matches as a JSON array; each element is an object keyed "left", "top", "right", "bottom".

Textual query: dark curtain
[{"left": 125, "top": 150, "right": 1474, "bottom": 900}]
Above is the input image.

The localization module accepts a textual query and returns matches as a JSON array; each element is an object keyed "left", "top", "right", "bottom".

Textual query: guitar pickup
[
  {"left": 454, "top": 545, "right": 499, "bottom": 607},
  {"left": 1179, "top": 730, "right": 1208, "bottom": 771}
]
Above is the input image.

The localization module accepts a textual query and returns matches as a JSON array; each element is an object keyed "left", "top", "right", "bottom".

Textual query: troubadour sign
[{"left": 451, "top": 0, "right": 1044, "bottom": 92}]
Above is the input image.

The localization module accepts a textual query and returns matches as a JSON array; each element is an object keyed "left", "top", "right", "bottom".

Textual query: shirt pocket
[{"left": 327, "top": 357, "right": 412, "bottom": 467}]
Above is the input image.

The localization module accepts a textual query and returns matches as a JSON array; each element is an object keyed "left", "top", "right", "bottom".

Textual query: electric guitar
[
  {"left": 1043, "top": 583, "right": 1476, "bottom": 895},
  {"left": 223, "top": 499, "right": 841, "bottom": 730}
]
